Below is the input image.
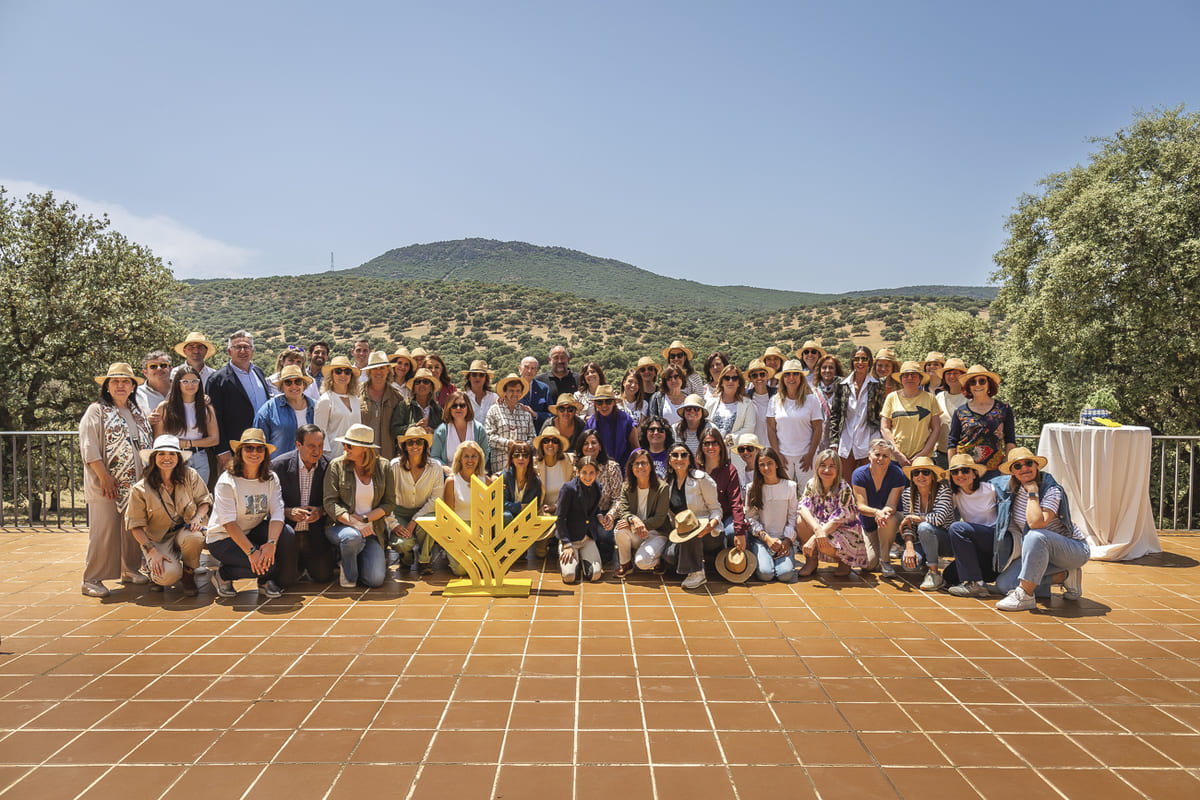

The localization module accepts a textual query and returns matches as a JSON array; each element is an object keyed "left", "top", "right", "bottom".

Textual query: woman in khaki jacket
[{"left": 323, "top": 424, "right": 396, "bottom": 588}]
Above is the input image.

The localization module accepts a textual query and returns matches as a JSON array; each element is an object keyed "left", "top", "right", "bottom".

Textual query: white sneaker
[
  {"left": 997, "top": 586, "right": 1036, "bottom": 612},
  {"left": 1063, "top": 567, "right": 1083, "bottom": 600},
  {"left": 920, "top": 570, "right": 943, "bottom": 592},
  {"left": 682, "top": 569, "right": 707, "bottom": 589}
]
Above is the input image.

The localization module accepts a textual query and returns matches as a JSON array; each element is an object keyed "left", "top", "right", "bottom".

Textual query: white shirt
[
  {"left": 315, "top": 392, "right": 361, "bottom": 458},
  {"left": 839, "top": 375, "right": 879, "bottom": 460},
  {"left": 768, "top": 393, "right": 823, "bottom": 457},
  {"left": 954, "top": 482, "right": 998, "bottom": 526},
  {"left": 206, "top": 471, "right": 284, "bottom": 543}
]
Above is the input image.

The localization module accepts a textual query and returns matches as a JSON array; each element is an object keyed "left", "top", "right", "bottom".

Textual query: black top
[
  {"left": 538, "top": 370, "right": 580, "bottom": 400},
  {"left": 556, "top": 476, "right": 599, "bottom": 543}
]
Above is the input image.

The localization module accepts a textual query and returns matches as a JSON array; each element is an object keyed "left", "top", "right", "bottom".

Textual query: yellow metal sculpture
[{"left": 418, "top": 475, "right": 556, "bottom": 596}]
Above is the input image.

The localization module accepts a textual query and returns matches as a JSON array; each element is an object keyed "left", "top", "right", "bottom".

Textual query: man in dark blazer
[
  {"left": 519, "top": 356, "right": 553, "bottom": 428},
  {"left": 207, "top": 329, "right": 273, "bottom": 468},
  {"left": 272, "top": 424, "right": 335, "bottom": 583}
]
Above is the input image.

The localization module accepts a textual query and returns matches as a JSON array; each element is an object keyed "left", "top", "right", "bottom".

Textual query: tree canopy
[{"left": 992, "top": 106, "right": 1200, "bottom": 434}]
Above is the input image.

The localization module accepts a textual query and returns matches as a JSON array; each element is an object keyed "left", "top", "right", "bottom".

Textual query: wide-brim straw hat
[
  {"left": 95, "top": 362, "right": 144, "bottom": 386},
  {"left": 549, "top": 394, "right": 583, "bottom": 414},
  {"left": 677, "top": 394, "right": 708, "bottom": 416},
  {"left": 746, "top": 358, "right": 776, "bottom": 381},
  {"left": 635, "top": 356, "right": 660, "bottom": 374},
  {"left": 661, "top": 340, "right": 694, "bottom": 361},
  {"left": 533, "top": 426, "right": 570, "bottom": 452},
  {"left": 941, "top": 357, "right": 968, "bottom": 375},
  {"left": 776, "top": 359, "right": 807, "bottom": 377},
  {"left": 962, "top": 364, "right": 1001, "bottom": 389},
  {"left": 496, "top": 372, "right": 530, "bottom": 396},
  {"left": 734, "top": 433, "right": 762, "bottom": 451},
  {"left": 762, "top": 346, "right": 787, "bottom": 363},
  {"left": 335, "top": 423, "right": 380, "bottom": 450},
  {"left": 796, "top": 340, "right": 826, "bottom": 360},
  {"left": 668, "top": 509, "right": 703, "bottom": 543},
  {"left": 947, "top": 453, "right": 987, "bottom": 476},
  {"left": 875, "top": 348, "right": 902, "bottom": 369},
  {"left": 903, "top": 456, "right": 945, "bottom": 481},
  {"left": 388, "top": 347, "right": 414, "bottom": 368},
  {"left": 140, "top": 434, "right": 192, "bottom": 466},
  {"left": 273, "top": 364, "right": 314, "bottom": 390},
  {"left": 461, "top": 359, "right": 495, "bottom": 379},
  {"left": 360, "top": 350, "right": 393, "bottom": 372},
  {"left": 405, "top": 367, "right": 442, "bottom": 393},
  {"left": 396, "top": 425, "right": 434, "bottom": 448},
  {"left": 174, "top": 332, "right": 217, "bottom": 360},
  {"left": 715, "top": 546, "right": 759, "bottom": 583},
  {"left": 923, "top": 351, "right": 946, "bottom": 368},
  {"left": 230, "top": 428, "right": 277, "bottom": 455},
  {"left": 322, "top": 355, "right": 361, "bottom": 380},
  {"left": 410, "top": 347, "right": 428, "bottom": 359},
  {"left": 898, "top": 361, "right": 930, "bottom": 385},
  {"left": 999, "top": 446, "right": 1048, "bottom": 475},
  {"left": 592, "top": 383, "right": 616, "bottom": 401}
]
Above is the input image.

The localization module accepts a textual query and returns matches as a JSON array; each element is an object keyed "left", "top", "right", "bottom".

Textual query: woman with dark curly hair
[{"left": 948, "top": 364, "right": 1016, "bottom": 480}]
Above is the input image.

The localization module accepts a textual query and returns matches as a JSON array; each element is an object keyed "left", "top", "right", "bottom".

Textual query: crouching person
[{"left": 557, "top": 456, "right": 608, "bottom": 583}]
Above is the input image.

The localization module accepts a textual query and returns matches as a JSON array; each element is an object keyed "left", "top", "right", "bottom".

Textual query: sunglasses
[
  {"left": 595, "top": 399, "right": 615, "bottom": 405},
  {"left": 748, "top": 372, "right": 767, "bottom": 380},
  {"left": 281, "top": 378, "right": 305, "bottom": 386},
  {"left": 802, "top": 350, "right": 819, "bottom": 356},
  {"left": 668, "top": 452, "right": 690, "bottom": 460},
  {"left": 646, "top": 427, "right": 666, "bottom": 434},
  {"left": 852, "top": 356, "right": 870, "bottom": 363},
  {"left": 332, "top": 368, "right": 353, "bottom": 375},
  {"left": 450, "top": 403, "right": 468, "bottom": 410},
  {"left": 241, "top": 444, "right": 267, "bottom": 453},
  {"left": 638, "top": 367, "right": 657, "bottom": 373},
  {"left": 1010, "top": 459, "right": 1038, "bottom": 470},
  {"left": 682, "top": 408, "right": 702, "bottom": 413},
  {"left": 968, "top": 377, "right": 990, "bottom": 386},
  {"left": 146, "top": 363, "right": 170, "bottom": 370},
  {"left": 722, "top": 376, "right": 740, "bottom": 383},
  {"left": 950, "top": 467, "right": 977, "bottom": 476},
  {"left": 736, "top": 446, "right": 758, "bottom": 454},
  {"left": 511, "top": 452, "right": 530, "bottom": 459},
  {"left": 701, "top": 440, "right": 721, "bottom": 448},
  {"left": 668, "top": 352, "right": 685, "bottom": 359},
  {"left": 910, "top": 469, "right": 934, "bottom": 478},
  {"left": 414, "top": 379, "right": 432, "bottom": 387},
  {"left": 404, "top": 440, "right": 426, "bottom": 447}
]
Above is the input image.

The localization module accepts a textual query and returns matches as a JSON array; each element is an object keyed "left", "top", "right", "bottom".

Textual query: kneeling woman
[
  {"left": 556, "top": 457, "right": 611, "bottom": 583},
  {"left": 897, "top": 457, "right": 955, "bottom": 591},
  {"left": 389, "top": 426, "right": 445, "bottom": 574},
  {"left": 206, "top": 428, "right": 297, "bottom": 598},
  {"left": 797, "top": 449, "right": 869, "bottom": 577},
  {"left": 126, "top": 435, "right": 212, "bottom": 595},
  {"left": 612, "top": 448, "right": 672, "bottom": 576},
  {"left": 745, "top": 447, "right": 799, "bottom": 583},
  {"left": 992, "top": 448, "right": 1089, "bottom": 611},
  {"left": 323, "top": 424, "right": 396, "bottom": 588},
  {"left": 945, "top": 454, "right": 998, "bottom": 598}
]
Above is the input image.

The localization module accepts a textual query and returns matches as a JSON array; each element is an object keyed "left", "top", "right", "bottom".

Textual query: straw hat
[
  {"left": 410, "top": 347, "right": 428, "bottom": 360},
  {"left": 999, "top": 446, "right": 1047, "bottom": 475},
  {"left": 875, "top": 347, "right": 901, "bottom": 370},
  {"left": 405, "top": 367, "right": 442, "bottom": 393},
  {"left": 941, "top": 357, "right": 968, "bottom": 376},
  {"left": 592, "top": 384, "right": 616, "bottom": 401},
  {"left": 396, "top": 425, "right": 434, "bottom": 448},
  {"left": 360, "top": 351, "right": 393, "bottom": 372},
  {"left": 715, "top": 546, "right": 758, "bottom": 583},
  {"left": 745, "top": 358, "right": 776, "bottom": 381},
  {"left": 335, "top": 423, "right": 380, "bottom": 450},
  {"left": 174, "top": 332, "right": 217, "bottom": 360},
  {"left": 635, "top": 356, "right": 660, "bottom": 375},
  {"left": 903, "top": 456, "right": 945, "bottom": 481},
  {"left": 140, "top": 434, "right": 192, "bottom": 466},
  {"left": 947, "top": 453, "right": 986, "bottom": 476},
  {"left": 230, "top": 428, "right": 277, "bottom": 455},
  {"left": 549, "top": 394, "right": 583, "bottom": 414},
  {"left": 388, "top": 346, "right": 414, "bottom": 368},
  {"left": 762, "top": 346, "right": 787, "bottom": 363},
  {"left": 923, "top": 351, "right": 946, "bottom": 368},
  {"left": 796, "top": 340, "right": 826, "bottom": 360},
  {"left": 321, "top": 355, "right": 361, "bottom": 381},
  {"left": 776, "top": 359, "right": 806, "bottom": 377},
  {"left": 461, "top": 359, "right": 494, "bottom": 379},
  {"left": 668, "top": 509, "right": 704, "bottom": 543},
  {"left": 898, "top": 361, "right": 929, "bottom": 385},
  {"left": 677, "top": 394, "right": 708, "bottom": 417},
  {"left": 533, "top": 426, "right": 570, "bottom": 452},
  {"left": 661, "top": 340, "right": 694, "bottom": 360},
  {"left": 734, "top": 433, "right": 763, "bottom": 452},
  {"left": 273, "top": 364, "right": 314, "bottom": 390},
  {"left": 94, "top": 362, "right": 144, "bottom": 386},
  {"left": 962, "top": 364, "right": 1001, "bottom": 389},
  {"left": 496, "top": 372, "right": 530, "bottom": 396}
]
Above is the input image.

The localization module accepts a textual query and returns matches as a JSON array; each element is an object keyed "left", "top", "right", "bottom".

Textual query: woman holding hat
[
  {"left": 767, "top": 360, "right": 824, "bottom": 487},
  {"left": 662, "top": 444, "right": 725, "bottom": 589},
  {"left": 359, "top": 350, "right": 403, "bottom": 460},
  {"left": 880, "top": 361, "right": 941, "bottom": 468},
  {"left": 829, "top": 345, "right": 884, "bottom": 484},
  {"left": 542, "top": 394, "right": 587, "bottom": 453},
  {"left": 153, "top": 365, "right": 218, "bottom": 486},
  {"left": 798, "top": 449, "right": 869, "bottom": 577},
  {"left": 945, "top": 453, "right": 1000, "bottom": 597},
  {"left": 431, "top": 390, "right": 490, "bottom": 472},
  {"left": 315, "top": 356, "right": 362, "bottom": 459},
  {"left": 705, "top": 365, "right": 757, "bottom": 445},
  {"left": 424, "top": 353, "right": 456, "bottom": 407},
  {"left": 634, "top": 357, "right": 660, "bottom": 398},
  {"left": 991, "top": 447, "right": 1088, "bottom": 610},
  {"left": 638, "top": 415, "right": 675, "bottom": 478},
  {"left": 253, "top": 364, "right": 316, "bottom": 457},
  {"left": 388, "top": 426, "right": 445, "bottom": 574},
  {"left": 745, "top": 446, "right": 799, "bottom": 583},
  {"left": 80, "top": 363, "right": 155, "bottom": 597},
  {"left": 393, "top": 367, "right": 443, "bottom": 440},
  {"left": 617, "top": 368, "right": 648, "bottom": 427},
  {"left": 205, "top": 428, "right": 296, "bottom": 598},
  {"left": 462, "top": 360, "right": 498, "bottom": 421},
  {"left": 797, "top": 340, "right": 825, "bottom": 384},
  {"left": 948, "top": 365, "right": 1016, "bottom": 479},
  {"left": 811, "top": 354, "right": 844, "bottom": 452},
  {"left": 323, "top": 423, "right": 396, "bottom": 588},
  {"left": 647, "top": 365, "right": 689, "bottom": 426},
  {"left": 674, "top": 393, "right": 715, "bottom": 457},
  {"left": 873, "top": 347, "right": 902, "bottom": 396},
  {"left": 662, "top": 341, "right": 706, "bottom": 397},
  {"left": 389, "top": 347, "right": 415, "bottom": 401},
  {"left": 612, "top": 448, "right": 672, "bottom": 577},
  {"left": 934, "top": 357, "right": 968, "bottom": 468},
  {"left": 586, "top": 384, "right": 639, "bottom": 470},
  {"left": 701, "top": 351, "right": 730, "bottom": 402},
  {"left": 573, "top": 362, "right": 606, "bottom": 419},
  {"left": 851, "top": 438, "right": 907, "bottom": 577},
  {"left": 126, "top": 435, "right": 212, "bottom": 595},
  {"left": 897, "top": 457, "right": 955, "bottom": 591},
  {"left": 486, "top": 373, "right": 538, "bottom": 474},
  {"left": 555, "top": 456, "right": 609, "bottom": 583}
]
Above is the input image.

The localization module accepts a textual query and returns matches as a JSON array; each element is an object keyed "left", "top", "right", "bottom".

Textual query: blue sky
[{"left": 2, "top": 1, "right": 1196, "bottom": 292}]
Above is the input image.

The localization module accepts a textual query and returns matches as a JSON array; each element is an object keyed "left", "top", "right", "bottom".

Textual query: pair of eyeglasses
[
  {"left": 802, "top": 349, "right": 819, "bottom": 356},
  {"left": 450, "top": 403, "right": 468, "bottom": 410},
  {"left": 668, "top": 452, "right": 690, "bottom": 459},
  {"left": 701, "top": 440, "right": 721, "bottom": 448},
  {"left": 282, "top": 378, "right": 305, "bottom": 387},
  {"left": 414, "top": 379, "right": 432, "bottom": 387},
  {"left": 595, "top": 399, "right": 614, "bottom": 405},
  {"left": 646, "top": 427, "right": 666, "bottom": 434},
  {"left": 404, "top": 440, "right": 426, "bottom": 448},
  {"left": 332, "top": 368, "right": 353, "bottom": 376},
  {"left": 736, "top": 446, "right": 757, "bottom": 454},
  {"left": 230, "top": 344, "right": 253, "bottom": 351},
  {"left": 968, "top": 377, "right": 990, "bottom": 386},
  {"left": 950, "top": 467, "right": 976, "bottom": 476},
  {"left": 722, "top": 376, "right": 740, "bottom": 383},
  {"left": 852, "top": 356, "right": 869, "bottom": 363},
  {"left": 1010, "top": 459, "right": 1038, "bottom": 470},
  {"left": 668, "top": 352, "right": 685, "bottom": 359},
  {"left": 241, "top": 444, "right": 267, "bottom": 453},
  {"left": 748, "top": 372, "right": 767, "bottom": 380},
  {"left": 146, "top": 363, "right": 170, "bottom": 370},
  {"left": 682, "top": 408, "right": 702, "bottom": 414},
  {"left": 638, "top": 367, "right": 656, "bottom": 373},
  {"left": 910, "top": 469, "right": 934, "bottom": 478}
]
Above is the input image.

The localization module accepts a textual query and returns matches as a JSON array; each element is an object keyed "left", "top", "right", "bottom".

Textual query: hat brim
[
  {"left": 715, "top": 547, "right": 759, "bottom": 583},
  {"left": 140, "top": 447, "right": 192, "bottom": 465},
  {"left": 497, "top": 376, "right": 530, "bottom": 396},
  {"left": 397, "top": 432, "right": 434, "bottom": 448},
  {"left": 322, "top": 362, "right": 362, "bottom": 380},
  {"left": 335, "top": 436, "right": 380, "bottom": 450},
  {"left": 948, "top": 459, "right": 987, "bottom": 476},
  {"left": 533, "top": 433, "right": 570, "bottom": 452},
  {"left": 174, "top": 340, "right": 217, "bottom": 359},
  {"left": 999, "top": 453, "right": 1048, "bottom": 474},
  {"left": 662, "top": 343, "right": 694, "bottom": 361},
  {"left": 95, "top": 373, "right": 144, "bottom": 386},
  {"left": 550, "top": 401, "right": 583, "bottom": 414},
  {"left": 668, "top": 527, "right": 703, "bottom": 544},
  {"left": 903, "top": 463, "right": 946, "bottom": 481}
]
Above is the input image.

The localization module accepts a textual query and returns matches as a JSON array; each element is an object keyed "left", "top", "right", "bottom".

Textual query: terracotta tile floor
[{"left": 2, "top": 527, "right": 1199, "bottom": 799}]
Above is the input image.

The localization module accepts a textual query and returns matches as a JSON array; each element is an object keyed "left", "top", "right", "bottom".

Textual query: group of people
[{"left": 79, "top": 331, "right": 1087, "bottom": 612}]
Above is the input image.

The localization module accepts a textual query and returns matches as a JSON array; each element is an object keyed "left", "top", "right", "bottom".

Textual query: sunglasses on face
[
  {"left": 701, "top": 440, "right": 720, "bottom": 448},
  {"left": 802, "top": 350, "right": 818, "bottom": 356},
  {"left": 668, "top": 453, "right": 690, "bottom": 460},
  {"left": 146, "top": 363, "right": 170, "bottom": 370},
  {"left": 332, "top": 368, "right": 353, "bottom": 376},
  {"left": 950, "top": 468, "right": 976, "bottom": 476},
  {"left": 1011, "top": 460, "right": 1038, "bottom": 470},
  {"left": 511, "top": 453, "right": 530, "bottom": 460},
  {"left": 852, "top": 356, "right": 869, "bottom": 363},
  {"left": 595, "top": 399, "right": 614, "bottom": 405},
  {"left": 638, "top": 367, "right": 656, "bottom": 373},
  {"left": 683, "top": 408, "right": 701, "bottom": 414},
  {"left": 450, "top": 403, "right": 468, "bottom": 410},
  {"left": 282, "top": 378, "right": 305, "bottom": 386},
  {"left": 404, "top": 440, "right": 426, "bottom": 448},
  {"left": 241, "top": 444, "right": 266, "bottom": 453},
  {"left": 736, "top": 446, "right": 757, "bottom": 454},
  {"left": 669, "top": 353, "right": 685, "bottom": 360},
  {"left": 414, "top": 379, "right": 432, "bottom": 387},
  {"left": 722, "top": 376, "right": 740, "bottom": 383},
  {"left": 968, "top": 377, "right": 990, "bottom": 386},
  {"left": 911, "top": 469, "right": 934, "bottom": 478},
  {"left": 647, "top": 427, "right": 666, "bottom": 434},
  {"left": 748, "top": 372, "right": 766, "bottom": 380}
]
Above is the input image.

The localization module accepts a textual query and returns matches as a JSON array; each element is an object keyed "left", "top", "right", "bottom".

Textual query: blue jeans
[
  {"left": 749, "top": 538, "right": 798, "bottom": 583},
  {"left": 948, "top": 521, "right": 994, "bottom": 583},
  {"left": 915, "top": 522, "right": 951, "bottom": 567},
  {"left": 326, "top": 524, "right": 387, "bottom": 587},
  {"left": 994, "top": 529, "right": 1090, "bottom": 597}
]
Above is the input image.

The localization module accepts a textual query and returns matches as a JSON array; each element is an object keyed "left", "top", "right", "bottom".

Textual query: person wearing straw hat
[
  {"left": 923, "top": 351, "right": 947, "bottom": 394},
  {"left": 205, "top": 428, "right": 295, "bottom": 599},
  {"left": 767, "top": 360, "right": 824, "bottom": 487},
  {"left": 253, "top": 364, "right": 316, "bottom": 457},
  {"left": 80, "top": 363, "right": 155, "bottom": 597},
  {"left": 315, "top": 356, "right": 362, "bottom": 459},
  {"left": 743, "top": 446, "right": 798, "bottom": 583},
  {"left": 933, "top": 357, "right": 968, "bottom": 469},
  {"left": 661, "top": 341, "right": 705, "bottom": 397},
  {"left": 947, "top": 364, "right": 1016, "bottom": 480},
  {"left": 761, "top": 346, "right": 787, "bottom": 389},
  {"left": 732, "top": 433, "right": 762, "bottom": 490},
  {"left": 673, "top": 394, "right": 715, "bottom": 458},
  {"left": 744, "top": 358, "right": 776, "bottom": 446},
  {"left": 431, "top": 390, "right": 491, "bottom": 472},
  {"left": 323, "top": 424, "right": 396, "bottom": 588},
  {"left": 519, "top": 356, "right": 553, "bottom": 427},
  {"left": 944, "top": 453, "right": 999, "bottom": 597},
  {"left": 207, "top": 330, "right": 273, "bottom": 468},
  {"left": 359, "top": 350, "right": 403, "bottom": 460},
  {"left": 485, "top": 373, "right": 538, "bottom": 473},
  {"left": 873, "top": 347, "right": 902, "bottom": 396},
  {"left": 537, "top": 345, "right": 580, "bottom": 400},
  {"left": 880, "top": 361, "right": 941, "bottom": 468},
  {"left": 387, "top": 425, "right": 445, "bottom": 573},
  {"left": 634, "top": 356, "right": 661, "bottom": 397},
  {"left": 461, "top": 359, "right": 499, "bottom": 422},
  {"left": 126, "top": 435, "right": 212, "bottom": 596},
  {"left": 829, "top": 345, "right": 884, "bottom": 484},
  {"left": 541, "top": 393, "right": 587, "bottom": 453},
  {"left": 388, "top": 347, "right": 416, "bottom": 402},
  {"left": 393, "top": 367, "right": 444, "bottom": 442},
  {"left": 267, "top": 345, "right": 318, "bottom": 403},
  {"left": 989, "top": 448, "right": 1088, "bottom": 610},
  {"left": 662, "top": 446, "right": 724, "bottom": 589},
  {"left": 172, "top": 331, "right": 217, "bottom": 387},
  {"left": 897, "top": 456, "right": 955, "bottom": 591},
  {"left": 586, "top": 384, "right": 639, "bottom": 470},
  {"left": 796, "top": 340, "right": 826, "bottom": 384},
  {"left": 612, "top": 448, "right": 672, "bottom": 577},
  {"left": 410, "top": 347, "right": 428, "bottom": 372}
]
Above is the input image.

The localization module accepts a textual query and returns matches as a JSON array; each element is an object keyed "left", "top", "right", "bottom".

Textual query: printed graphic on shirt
[{"left": 244, "top": 494, "right": 268, "bottom": 518}]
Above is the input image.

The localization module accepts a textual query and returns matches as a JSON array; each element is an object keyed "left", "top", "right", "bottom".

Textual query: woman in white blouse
[
  {"left": 315, "top": 356, "right": 362, "bottom": 458},
  {"left": 767, "top": 360, "right": 824, "bottom": 487},
  {"left": 744, "top": 447, "right": 799, "bottom": 583}
]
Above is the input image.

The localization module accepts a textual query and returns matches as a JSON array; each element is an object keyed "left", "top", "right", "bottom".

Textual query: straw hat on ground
[{"left": 715, "top": 546, "right": 758, "bottom": 583}]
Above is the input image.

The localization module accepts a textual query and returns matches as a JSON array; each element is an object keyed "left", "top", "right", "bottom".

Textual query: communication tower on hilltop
[{"left": 330, "top": 252, "right": 335, "bottom": 271}]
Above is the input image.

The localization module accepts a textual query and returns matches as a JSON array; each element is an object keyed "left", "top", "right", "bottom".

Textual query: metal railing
[{"left": 2, "top": 430, "right": 1197, "bottom": 531}]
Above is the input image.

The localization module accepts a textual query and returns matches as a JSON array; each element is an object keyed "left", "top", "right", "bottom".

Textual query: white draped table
[{"left": 1038, "top": 423, "right": 1161, "bottom": 561}]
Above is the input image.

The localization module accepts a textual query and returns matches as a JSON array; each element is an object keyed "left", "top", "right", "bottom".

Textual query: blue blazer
[{"left": 521, "top": 379, "right": 554, "bottom": 428}]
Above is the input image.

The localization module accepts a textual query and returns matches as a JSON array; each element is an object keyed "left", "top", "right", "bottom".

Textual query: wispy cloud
[{"left": 1, "top": 179, "right": 257, "bottom": 279}]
